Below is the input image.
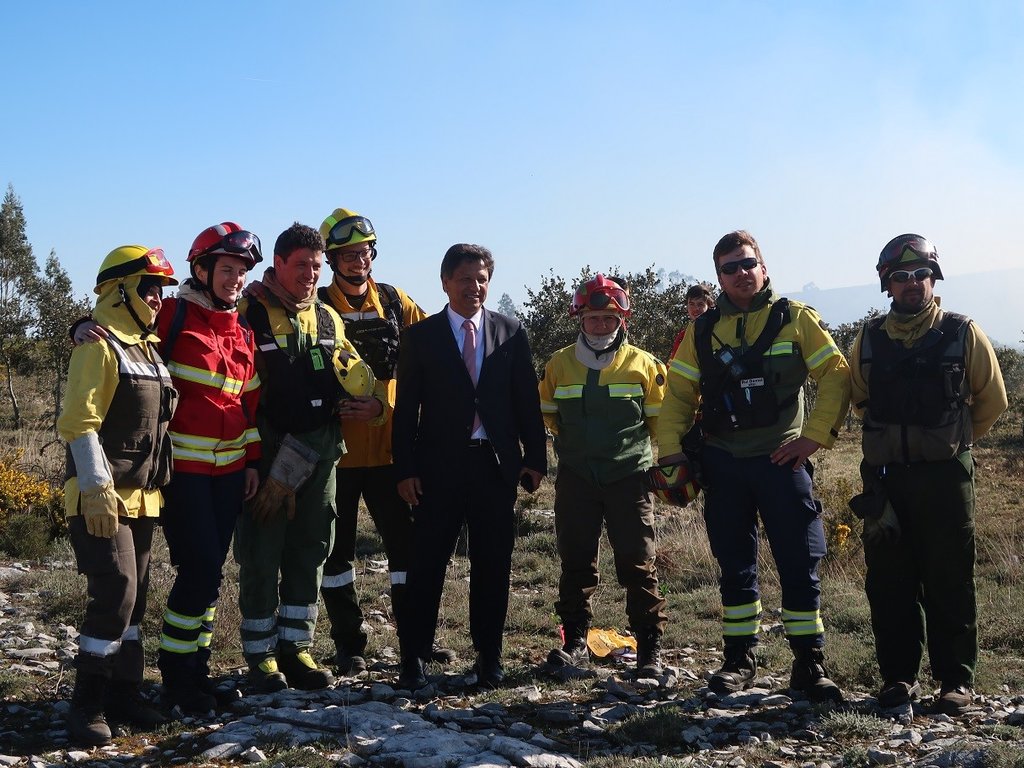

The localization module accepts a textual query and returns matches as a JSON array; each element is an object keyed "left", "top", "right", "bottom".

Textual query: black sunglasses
[{"left": 718, "top": 257, "right": 759, "bottom": 276}]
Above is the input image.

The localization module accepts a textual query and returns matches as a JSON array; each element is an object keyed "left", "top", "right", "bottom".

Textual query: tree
[
  {"left": 0, "top": 185, "right": 40, "bottom": 428},
  {"left": 496, "top": 292, "right": 518, "bottom": 318},
  {"left": 31, "top": 249, "right": 91, "bottom": 437}
]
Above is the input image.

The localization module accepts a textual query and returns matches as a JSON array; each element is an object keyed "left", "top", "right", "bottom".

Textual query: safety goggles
[
  {"left": 196, "top": 230, "right": 262, "bottom": 261},
  {"left": 583, "top": 287, "right": 630, "bottom": 312},
  {"left": 888, "top": 267, "right": 934, "bottom": 284},
  {"left": 97, "top": 248, "right": 176, "bottom": 285},
  {"left": 879, "top": 236, "right": 936, "bottom": 269},
  {"left": 717, "top": 256, "right": 759, "bottom": 276},
  {"left": 326, "top": 216, "right": 375, "bottom": 248},
  {"left": 335, "top": 245, "right": 376, "bottom": 264}
]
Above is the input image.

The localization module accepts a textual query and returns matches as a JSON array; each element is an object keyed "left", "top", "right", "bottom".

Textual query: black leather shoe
[
  {"left": 397, "top": 657, "right": 428, "bottom": 691},
  {"left": 474, "top": 656, "right": 505, "bottom": 689}
]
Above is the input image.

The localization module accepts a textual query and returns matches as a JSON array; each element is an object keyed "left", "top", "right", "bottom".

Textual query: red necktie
[{"left": 462, "top": 319, "right": 481, "bottom": 432}]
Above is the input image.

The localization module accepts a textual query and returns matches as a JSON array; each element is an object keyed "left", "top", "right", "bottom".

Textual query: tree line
[{"left": 2, "top": 181, "right": 1021, "bottom": 436}]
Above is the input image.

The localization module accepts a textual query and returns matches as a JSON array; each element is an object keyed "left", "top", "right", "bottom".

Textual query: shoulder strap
[
  {"left": 741, "top": 298, "right": 790, "bottom": 361},
  {"left": 244, "top": 299, "right": 274, "bottom": 350},
  {"left": 314, "top": 301, "right": 336, "bottom": 345},
  {"left": 160, "top": 298, "right": 190, "bottom": 362},
  {"left": 693, "top": 306, "right": 721, "bottom": 371},
  {"left": 376, "top": 282, "right": 403, "bottom": 330}
]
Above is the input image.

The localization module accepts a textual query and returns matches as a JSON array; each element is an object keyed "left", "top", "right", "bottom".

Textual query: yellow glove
[{"left": 80, "top": 482, "right": 126, "bottom": 538}]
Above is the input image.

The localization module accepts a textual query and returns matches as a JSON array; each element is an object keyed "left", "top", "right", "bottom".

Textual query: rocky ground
[{"left": 2, "top": 561, "right": 1023, "bottom": 768}]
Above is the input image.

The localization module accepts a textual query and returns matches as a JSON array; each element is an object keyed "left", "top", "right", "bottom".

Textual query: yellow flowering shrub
[{"left": 0, "top": 449, "right": 64, "bottom": 559}]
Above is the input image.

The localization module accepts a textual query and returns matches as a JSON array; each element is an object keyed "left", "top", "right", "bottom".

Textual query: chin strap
[
  {"left": 203, "top": 273, "right": 234, "bottom": 309},
  {"left": 117, "top": 284, "right": 156, "bottom": 338},
  {"left": 340, "top": 273, "right": 368, "bottom": 286}
]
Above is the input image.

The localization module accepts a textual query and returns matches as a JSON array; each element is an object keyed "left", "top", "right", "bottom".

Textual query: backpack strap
[
  {"left": 376, "top": 282, "right": 404, "bottom": 331},
  {"left": 160, "top": 297, "right": 190, "bottom": 362}
]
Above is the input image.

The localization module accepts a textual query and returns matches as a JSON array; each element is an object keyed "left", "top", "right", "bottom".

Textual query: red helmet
[
  {"left": 188, "top": 222, "right": 263, "bottom": 270},
  {"left": 644, "top": 455, "right": 701, "bottom": 507},
  {"left": 569, "top": 273, "right": 631, "bottom": 317}
]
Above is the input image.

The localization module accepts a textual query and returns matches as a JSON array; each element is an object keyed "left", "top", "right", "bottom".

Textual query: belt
[{"left": 468, "top": 438, "right": 491, "bottom": 448}]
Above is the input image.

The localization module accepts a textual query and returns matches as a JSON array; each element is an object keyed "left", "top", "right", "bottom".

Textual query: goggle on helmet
[
  {"left": 876, "top": 234, "right": 943, "bottom": 292},
  {"left": 569, "top": 273, "right": 631, "bottom": 317},
  {"left": 187, "top": 222, "right": 263, "bottom": 270}
]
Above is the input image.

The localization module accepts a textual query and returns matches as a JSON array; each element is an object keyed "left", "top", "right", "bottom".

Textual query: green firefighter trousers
[{"left": 863, "top": 451, "right": 977, "bottom": 687}]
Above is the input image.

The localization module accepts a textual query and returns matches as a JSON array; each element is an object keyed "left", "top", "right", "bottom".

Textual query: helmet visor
[
  {"left": 326, "top": 216, "right": 375, "bottom": 249},
  {"left": 195, "top": 230, "right": 262, "bottom": 264}
]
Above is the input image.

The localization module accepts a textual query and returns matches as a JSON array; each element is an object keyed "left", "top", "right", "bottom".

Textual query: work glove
[
  {"left": 68, "top": 432, "right": 123, "bottom": 538},
  {"left": 80, "top": 482, "right": 126, "bottom": 538},
  {"left": 861, "top": 499, "right": 901, "bottom": 547},
  {"left": 249, "top": 434, "right": 320, "bottom": 525}
]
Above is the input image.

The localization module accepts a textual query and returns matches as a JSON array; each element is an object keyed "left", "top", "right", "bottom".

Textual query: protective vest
[
  {"left": 540, "top": 343, "right": 663, "bottom": 485},
  {"left": 859, "top": 311, "right": 972, "bottom": 465},
  {"left": 65, "top": 336, "right": 177, "bottom": 490},
  {"left": 157, "top": 298, "right": 261, "bottom": 475},
  {"left": 694, "top": 299, "right": 797, "bottom": 434},
  {"left": 317, "top": 283, "right": 402, "bottom": 381},
  {"left": 246, "top": 299, "right": 345, "bottom": 435}
]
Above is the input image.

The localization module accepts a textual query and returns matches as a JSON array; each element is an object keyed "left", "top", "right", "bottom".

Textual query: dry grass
[{"left": 4, "top": 373, "right": 1024, "bottom": 716}]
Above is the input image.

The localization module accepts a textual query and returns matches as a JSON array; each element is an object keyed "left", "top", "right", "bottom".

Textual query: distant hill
[{"left": 785, "top": 268, "right": 1023, "bottom": 350}]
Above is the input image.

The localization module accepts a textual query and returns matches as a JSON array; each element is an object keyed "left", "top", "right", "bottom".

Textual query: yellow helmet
[
  {"left": 320, "top": 208, "right": 376, "bottom": 252},
  {"left": 95, "top": 245, "right": 178, "bottom": 294}
]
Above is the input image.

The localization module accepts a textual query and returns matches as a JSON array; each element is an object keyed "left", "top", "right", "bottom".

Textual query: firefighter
[
  {"left": 539, "top": 274, "right": 668, "bottom": 676},
  {"left": 657, "top": 230, "right": 851, "bottom": 703},
  {"left": 850, "top": 234, "right": 1006, "bottom": 713},
  {"left": 234, "top": 222, "right": 385, "bottom": 692},
  {"left": 152, "top": 224, "right": 263, "bottom": 711},
  {"left": 315, "top": 208, "right": 459, "bottom": 675},
  {"left": 72, "top": 225, "right": 265, "bottom": 713},
  {"left": 59, "top": 245, "right": 179, "bottom": 745}
]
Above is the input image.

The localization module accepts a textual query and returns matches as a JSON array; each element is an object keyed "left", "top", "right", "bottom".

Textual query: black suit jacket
[{"left": 393, "top": 307, "right": 547, "bottom": 489}]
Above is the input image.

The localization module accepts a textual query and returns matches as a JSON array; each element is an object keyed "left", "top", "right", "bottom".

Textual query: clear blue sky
[{"left": 3, "top": 2, "right": 1023, "bottom": 317}]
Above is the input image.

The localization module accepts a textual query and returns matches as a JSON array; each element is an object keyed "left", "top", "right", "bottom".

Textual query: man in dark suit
[{"left": 393, "top": 243, "right": 546, "bottom": 690}]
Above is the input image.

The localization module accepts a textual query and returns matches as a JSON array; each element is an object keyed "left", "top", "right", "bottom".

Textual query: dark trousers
[
  {"left": 553, "top": 465, "right": 667, "bottom": 632},
  {"left": 864, "top": 452, "right": 977, "bottom": 686},
  {"left": 701, "top": 445, "right": 827, "bottom": 650},
  {"left": 158, "top": 471, "right": 244, "bottom": 675},
  {"left": 402, "top": 445, "right": 516, "bottom": 663},
  {"left": 321, "top": 464, "right": 414, "bottom": 654},
  {"left": 70, "top": 515, "right": 155, "bottom": 682}
]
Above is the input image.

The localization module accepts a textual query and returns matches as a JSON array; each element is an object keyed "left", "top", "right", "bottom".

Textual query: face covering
[{"left": 582, "top": 329, "right": 619, "bottom": 351}]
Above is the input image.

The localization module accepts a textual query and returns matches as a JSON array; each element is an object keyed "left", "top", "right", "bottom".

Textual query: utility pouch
[{"left": 849, "top": 460, "right": 888, "bottom": 520}]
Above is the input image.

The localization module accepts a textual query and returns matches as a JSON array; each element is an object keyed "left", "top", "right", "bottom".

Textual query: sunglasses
[
  {"left": 718, "top": 257, "right": 760, "bottom": 275},
  {"left": 336, "top": 245, "right": 376, "bottom": 264},
  {"left": 326, "top": 216, "right": 375, "bottom": 248},
  {"left": 888, "top": 267, "right": 934, "bottom": 284},
  {"left": 196, "top": 230, "right": 262, "bottom": 261}
]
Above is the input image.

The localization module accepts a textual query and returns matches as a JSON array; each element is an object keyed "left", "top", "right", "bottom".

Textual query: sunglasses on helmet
[
  {"left": 878, "top": 236, "right": 936, "bottom": 269},
  {"left": 196, "top": 230, "right": 262, "bottom": 261},
  {"left": 717, "top": 256, "right": 760, "bottom": 276},
  {"left": 888, "top": 267, "right": 934, "bottom": 284},
  {"left": 326, "top": 216, "right": 375, "bottom": 248}
]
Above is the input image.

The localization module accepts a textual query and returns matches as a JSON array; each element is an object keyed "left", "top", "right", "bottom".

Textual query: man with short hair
[
  {"left": 314, "top": 207, "right": 445, "bottom": 675},
  {"left": 234, "top": 222, "right": 383, "bottom": 692},
  {"left": 393, "top": 243, "right": 547, "bottom": 690},
  {"left": 850, "top": 234, "right": 1006, "bottom": 714},
  {"left": 657, "top": 230, "right": 851, "bottom": 702}
]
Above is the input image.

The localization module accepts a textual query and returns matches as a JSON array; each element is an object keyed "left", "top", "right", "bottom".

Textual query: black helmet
[{"left": 876, "top": 234, "right": 943, "bottom": 292}]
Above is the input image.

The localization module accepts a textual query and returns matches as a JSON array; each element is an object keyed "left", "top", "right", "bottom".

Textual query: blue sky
[{"left": 3, "top": 2, "right": 1023, "bottom": 324}]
